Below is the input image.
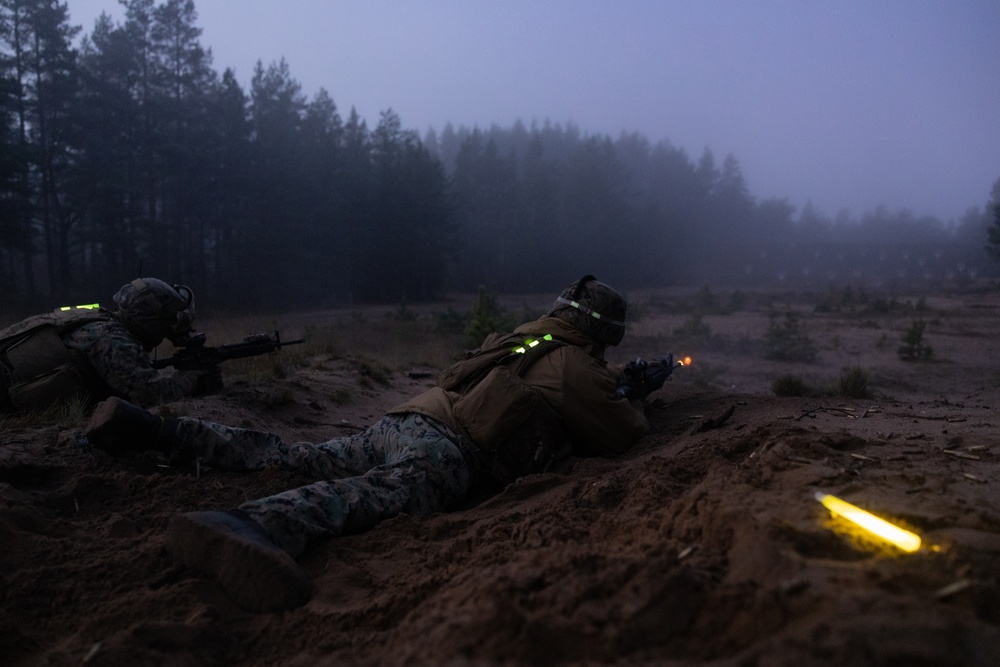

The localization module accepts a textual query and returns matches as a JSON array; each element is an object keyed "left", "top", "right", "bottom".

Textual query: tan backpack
[
  {"left": 440, "top": 332, "right": 570, "bottom": 482},
  {"left": 0, "top": 309, "right": 111, "bottom": 410}
]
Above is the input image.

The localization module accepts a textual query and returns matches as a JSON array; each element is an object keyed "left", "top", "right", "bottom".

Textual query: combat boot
[
  {"left": 85, "top": 397, "right": 180, "bottom": 454},
  {"left": 167, "top": 509, "right": 311, "bottom": 612}
]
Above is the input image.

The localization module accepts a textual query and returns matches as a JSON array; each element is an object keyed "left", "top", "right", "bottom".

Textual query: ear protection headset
[{"left": 129, "top": 278, "right": 195, "bottom": 338}]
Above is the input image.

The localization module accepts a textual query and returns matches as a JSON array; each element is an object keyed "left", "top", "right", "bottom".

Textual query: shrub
[
  {"left": 773, "top": 375, "right": 811, "bottom": 396},
  {"left": 693, "top": 285, "right": 720, "bottom": 313},
  {"left": 675, "top": 285, "right": 740, "bottom": 315},
  {"left": 838, "top": 366, "right": 873, "bottom": 398},
  {"left": 897, "top": 320, "right": 933, "bottom": 361},
  {"left": 815, "top": 285, "right": 867, "bottom": 313},
  {"left": 464, "top": 286, "right": 518, "bottom": 349},
  {"left": 774, "top": 367, "right": 873, "bottom": 399},
  {"left": 763, "top": 311, "right": 817, "bottom": 362}
]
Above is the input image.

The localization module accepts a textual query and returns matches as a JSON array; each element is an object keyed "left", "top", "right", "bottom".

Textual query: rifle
[
  {"left": 616, "top": 353, "right": 686, "bottom": 400},
  {"left": 151, "top": 331, "right": 306, "bottom": 371}
]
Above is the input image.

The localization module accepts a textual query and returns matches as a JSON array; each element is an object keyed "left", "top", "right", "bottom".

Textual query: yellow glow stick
[{"left": 814, "top": 492, "right": 921, "bottom": 553}]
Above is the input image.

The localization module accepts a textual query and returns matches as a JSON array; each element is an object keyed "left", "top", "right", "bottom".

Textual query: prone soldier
[
  {"left": 0, "top": 278, "right": 217, "bottom": 412},
  {"left": 84, "top": 275, "right": 654, "bottom": 612}
]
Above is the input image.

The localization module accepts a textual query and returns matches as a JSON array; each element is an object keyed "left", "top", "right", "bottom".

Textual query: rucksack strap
[{"left": 438, "top": 333, "right": 565, "bottom": 394}]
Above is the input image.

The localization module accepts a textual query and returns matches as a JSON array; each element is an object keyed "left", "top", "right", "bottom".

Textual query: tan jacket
[{"left": 390, "top": 316, "right": 649, "bottom": 457}]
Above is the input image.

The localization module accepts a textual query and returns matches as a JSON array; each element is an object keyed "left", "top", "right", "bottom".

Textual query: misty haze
[
  {"left": 3, "top": 2, "right": 1000, "bottom": 667},
  {"left": 1, "top": 1, "right": 999, "bottom": 308}
]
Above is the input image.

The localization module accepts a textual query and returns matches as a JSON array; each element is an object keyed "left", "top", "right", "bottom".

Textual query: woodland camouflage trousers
[{"left": 173, "top": 412, "right": 473, "bottom": 556}]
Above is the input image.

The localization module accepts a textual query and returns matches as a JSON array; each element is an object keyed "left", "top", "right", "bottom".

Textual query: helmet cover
[
  {"left": 112, "top": 278, "right": 195, "bottom": 345},
  {"left": 547, "top": 274, "right": 626, "bottom": 346}
]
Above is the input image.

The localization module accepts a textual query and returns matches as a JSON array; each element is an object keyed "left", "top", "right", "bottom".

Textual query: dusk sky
[{"left": 67, "top": 0, "right": 1000, "bottom": 224}]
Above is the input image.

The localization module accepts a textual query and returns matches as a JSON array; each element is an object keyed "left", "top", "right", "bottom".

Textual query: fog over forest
[{"left": 2, "top": 0, "right": 999, "bottom": 314}]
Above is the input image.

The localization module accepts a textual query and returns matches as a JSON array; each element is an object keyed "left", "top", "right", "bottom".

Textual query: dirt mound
[{"left": 3, "top": 291, "right": 1000, "bottom": 665}]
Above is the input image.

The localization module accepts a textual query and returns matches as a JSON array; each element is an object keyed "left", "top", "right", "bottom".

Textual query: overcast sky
[{"left": 66, "top": 0, "right": 1000, "bottom": 223}]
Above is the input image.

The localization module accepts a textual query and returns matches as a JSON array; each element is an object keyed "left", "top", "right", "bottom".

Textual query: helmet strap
[{"left": 554, "top": 296, "right": 625, "bottom": 327}]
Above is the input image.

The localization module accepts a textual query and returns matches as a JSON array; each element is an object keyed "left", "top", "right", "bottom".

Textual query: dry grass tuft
[
  {"left": 0, "top": 393, "right": 90, "bottom": 430},
  {"left": 838, "top": 366, "right": 873, "bottom": 399}
]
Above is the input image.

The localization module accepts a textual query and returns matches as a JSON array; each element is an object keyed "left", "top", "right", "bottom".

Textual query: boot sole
[{"left": 167, "top": 512, "right": 311, "bottom": 612}]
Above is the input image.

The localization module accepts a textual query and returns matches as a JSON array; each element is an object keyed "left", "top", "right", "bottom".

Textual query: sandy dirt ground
[{"left": 2, "top": 287, "right": 1000, "bottom": 666}]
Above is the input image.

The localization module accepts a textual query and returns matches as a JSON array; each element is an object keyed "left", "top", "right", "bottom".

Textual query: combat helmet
[
  {"left": 547, "top": 274, "right": 627, "bottom": 346},
  {"left": 112, "top": 278, "right": 196, "bottom": 348}
]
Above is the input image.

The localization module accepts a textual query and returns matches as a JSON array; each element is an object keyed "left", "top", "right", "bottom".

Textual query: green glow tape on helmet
[
  {"left": 555, "top": 296, "right": 626, "bottom": 327},
  {"left": 513, "top": 333, "right": 553, "bottom": 354},
  {"left": 59, "top": 303, "right": 100, "bottom": 311}
]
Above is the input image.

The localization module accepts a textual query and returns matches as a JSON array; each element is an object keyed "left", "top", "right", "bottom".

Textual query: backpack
[
  {"left": 441, "top": 332, "right": 570, "bottom": 483},
  {"left": 0, "top": 309, "right": 111, "bottom": 410}
]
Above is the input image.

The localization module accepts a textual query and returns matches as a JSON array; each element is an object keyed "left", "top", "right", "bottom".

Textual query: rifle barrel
[{"left": 151, "top": 336, "right": 306, "bottom": 370}]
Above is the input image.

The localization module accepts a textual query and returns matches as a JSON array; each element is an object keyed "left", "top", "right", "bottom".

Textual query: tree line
[
  {"left": 428, "top": 123, "right": 1000, "bottom": 293},
  {"left": 2, "top": 0, "right": 998, "bottom": 314},
  {"left": 1, "top": 0, "right": 455, "bottom": 311}
]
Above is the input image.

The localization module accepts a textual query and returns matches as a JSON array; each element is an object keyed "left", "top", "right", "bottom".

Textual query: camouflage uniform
[
  {"left": 65, "top": 318, "right": 199, "bottom": 406},
  {"left": 172, "top": 412, "right": 473, "bottom": 556},
  {"left": 0, "top": 278, "right": 203, "bottom": 411},
  {"left": 87, "top": 275, "right": 646, "bottom": 606},
  {"left": 161, "top": 278, "right": 648, "bottom": 559}
]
